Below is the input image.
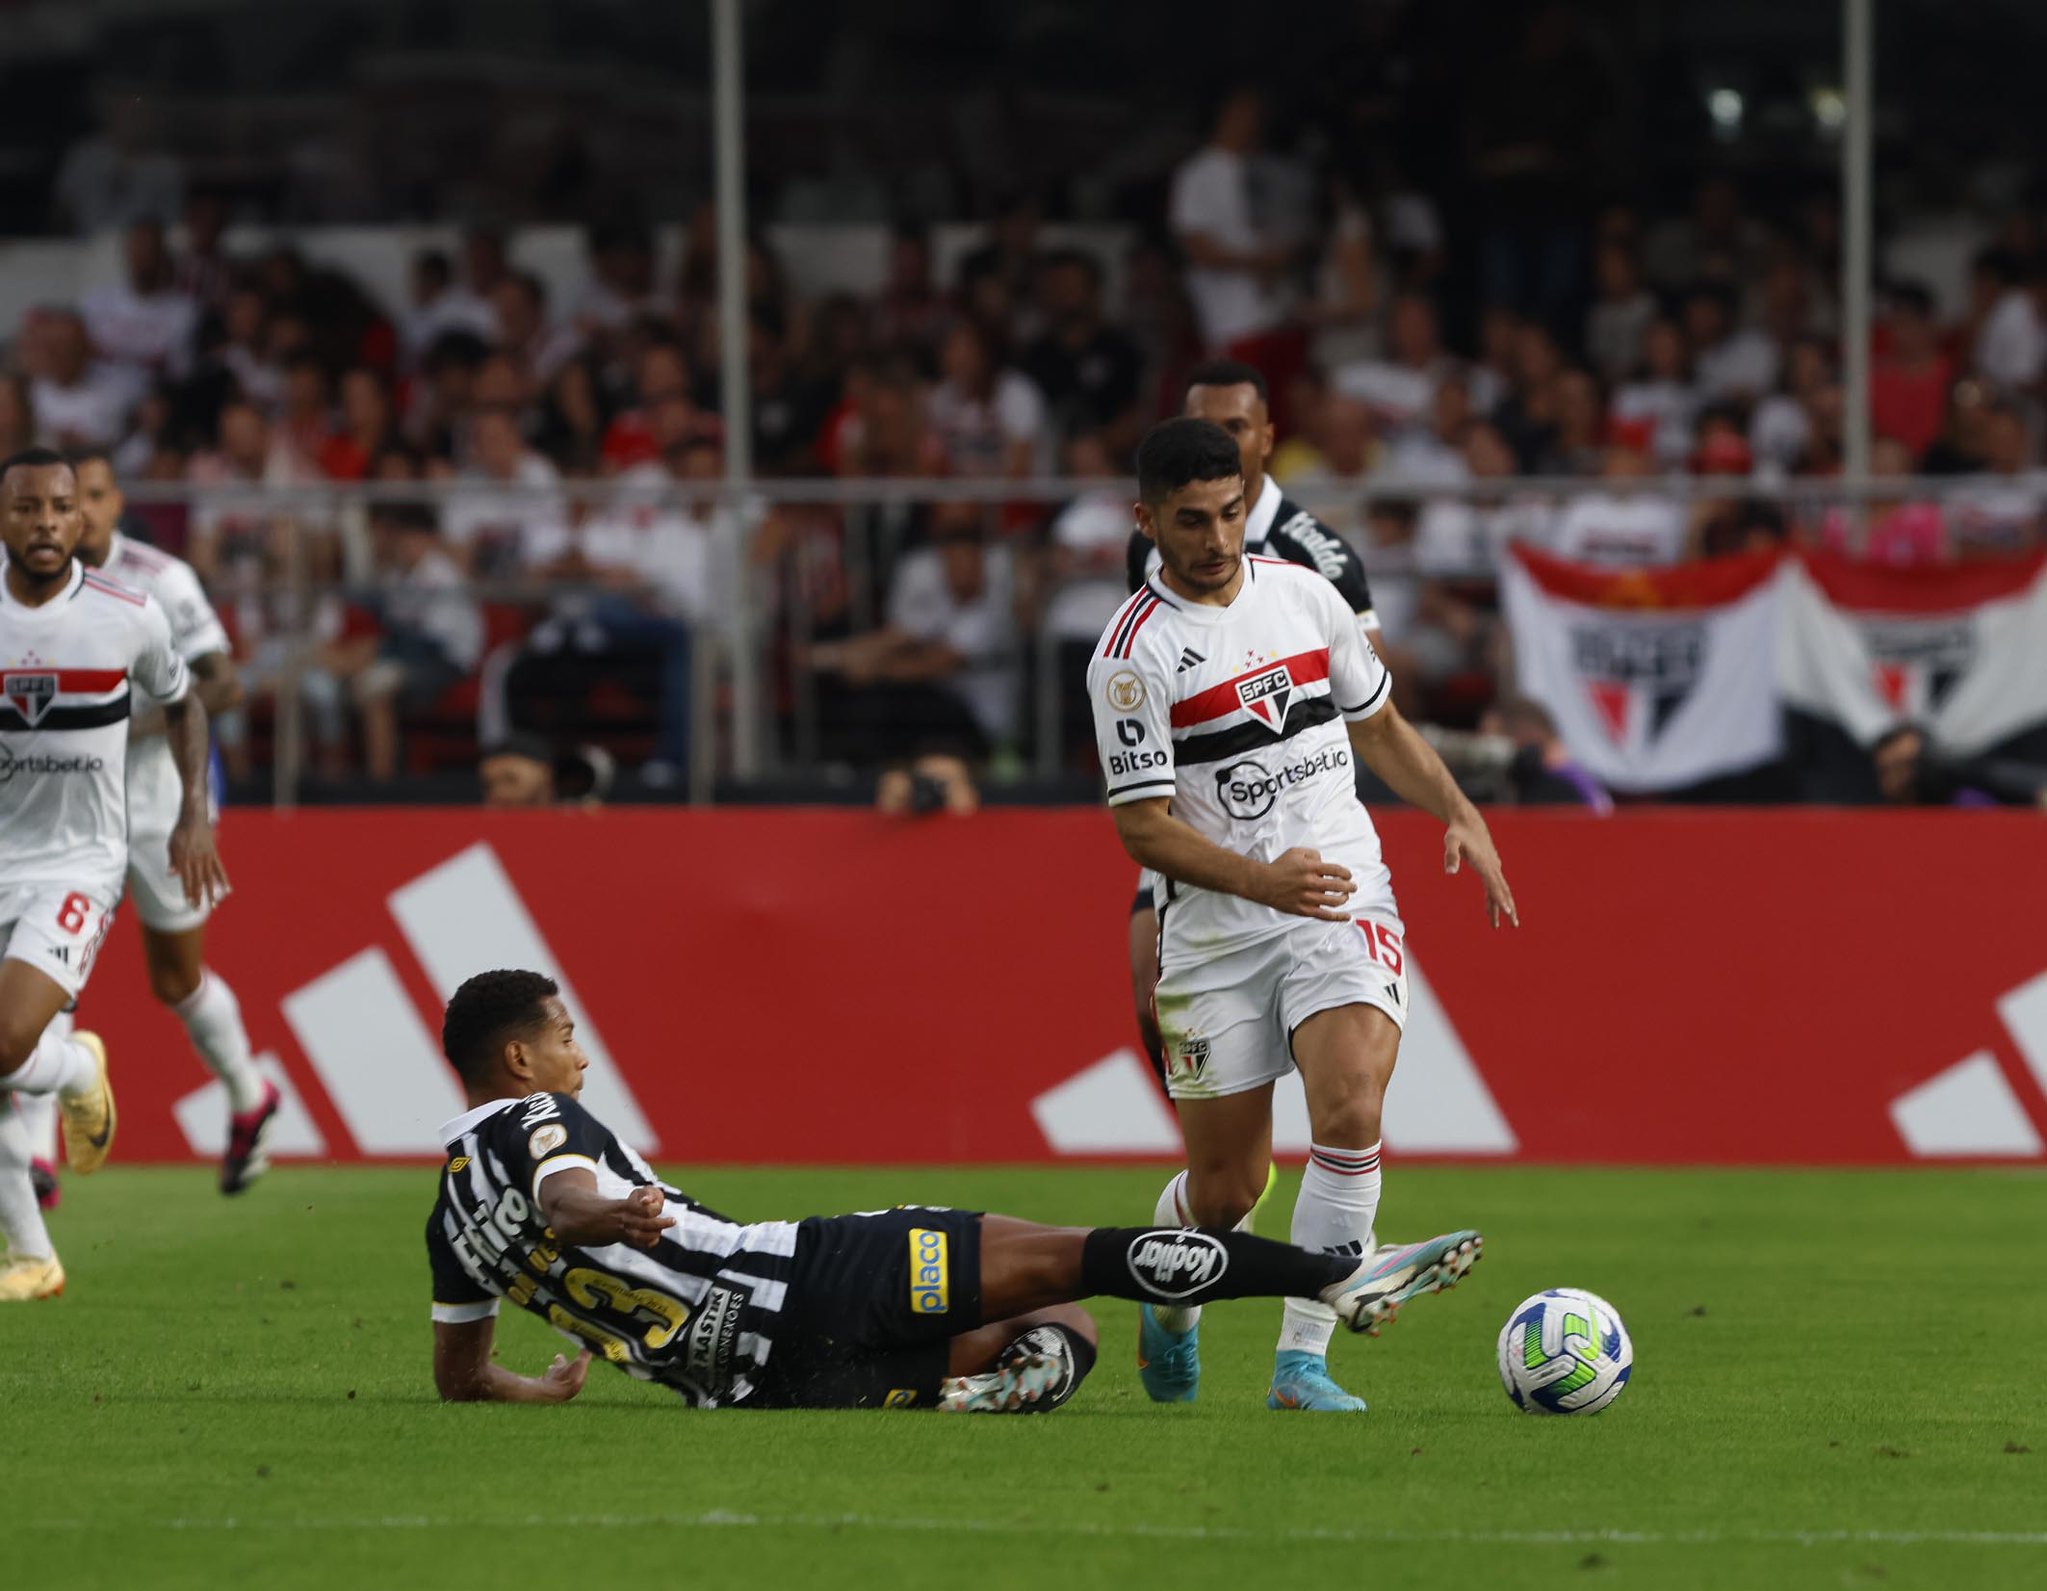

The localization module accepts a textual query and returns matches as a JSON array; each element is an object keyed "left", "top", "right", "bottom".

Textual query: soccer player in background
[
  {"left": 13, "top": 451, "right": 279, "bottom": 1202},
  {"left": 0, "top": 448, "right": 228, "bottom": 1299},
  {"left": 1090, "top": 418, "right": 1516, "bottom": 1411},
  {"left": 1122, "top": 361, "right": 1378, "bottom": 1085},
  {"left": 427, "top": 970, "right": 1426, "bottom": 1412}
]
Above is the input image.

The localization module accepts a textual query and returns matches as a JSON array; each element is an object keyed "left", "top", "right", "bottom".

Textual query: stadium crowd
[{"left": 7, "top": 81, "right": 2047, "bottom": 790}]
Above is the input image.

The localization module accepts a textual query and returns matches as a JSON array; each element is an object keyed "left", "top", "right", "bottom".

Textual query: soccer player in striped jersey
[
  {"left": 0, "top": 448, "right": 228, "bottom": 1300},
  {"left": 428, "top": 970, "right": 1430, "bottom": 1413},
  {"left": 1089, "top": 418, "right": 1515, "bottom": 1412}
]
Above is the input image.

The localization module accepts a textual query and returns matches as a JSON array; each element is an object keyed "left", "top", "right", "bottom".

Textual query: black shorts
[{"left": 748, "top": 1207, "right": 985, "bottom": 1411}]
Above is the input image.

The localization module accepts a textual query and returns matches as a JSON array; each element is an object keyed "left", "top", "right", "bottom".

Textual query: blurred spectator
[
  {"left": 1684, "top": 282, "right": 1778, "bottom": 405},
  {"left": 1586, "top": 241, "right": 1657, "bottom": 383},
  {"left": 80, "top": 220, "right": 197, "bottom": 387},
  {"left": 274, "top": 353, "right": 337, "bottom": 475},
  {"left": 872, "top": 228, "right": 947, "bottom": 358},
  {"left": 1302, "top": 172, "right": 1381, "bottom": 372},
  {"left": 1688, "top": 496, "right": 1789, "bottom": 562},
  {"left": 601, "top": 339, "right": 705, "bottom": 470},
  {"left": 1816, "top": 438, "right": 1948, "bottom": 565},
  {"left": 959, "top": 190, "right": 1046, "bottom": 333},
  {"left": 0, "top": 373, "right": 39, "bottom": 456},
  {"left": 401, "top": 251, "right": 495, "bottom": 372},
  {"left": 403, "top": 329, "right": 491, "bottom": 457},
  {"left": 1043, "top": 433, "right": 1137, "bottom": 646},
  {"left": 1748, "top": 337, "right": 1836, "bottom": 474},
  {"left": 1273, "top": 392, "right": 1377, "bottom": 520},
  {"left": 876, "top": 753, "right": 981, "bottom": 817},
  {"left": 928, "top": 319, "right": 1047, "bottom": 476},
  {"left": 1478, "top": 696, "right": 1614, "bottom": 812},
  {"left": 1535, "top": 367, "right": 1609, "bottom": 477},
  {"left": 1968, "top": 247, "right": 2044, "bottom": 393},
  {"left": 1871, "top": 283, "right": 1953, "bottom": 462},
  {"left": 24, "top": 308, "right": 141, "bottom": 448},
  {"left": 492, "top": 272, "right": 582, "bottom": 388},
  {"left": 1379, "top": 372, "right": 1469, "bottom": 484},
  {"left": 1644, "top": 175, "right": 1771, "bottom": 295},
  {"left": 1413, "top": 418, "right": 1554, "bottom": 573},
  {"left": 319, "top": 368, "right": 398, "bottom": 480},
  {"left": 1332, "top": 292, "right": 1446, "bottom": 439},
  {"left": 1548, "top": 440, "right": 1685, "bottom": 565},
  {"left": 572, "top": 219, "right": 666, "bottom": 340},
  {"left": 175, "top": 191, "right": 234, "bottom": 313},
  {"left": 1170, "top": 85, "right": 1289, "bottom": 351},
  {"left": 1022, "top": 250, "right": 1142, "bottom": 448},
  {"left": 1946, "top": 400, "right": 2043, "bottom": 558},
  {"left": 52, "top": 102, "right": 184, "bottom": 233},
  {"left": 443, "top": 408, "right": 570, "bottom": 577},
  {"left": 479, "top": 734, "right": 615, "bottom": 808},
  {"left": 1872, "top": 725, "right": 2047, "bottom": 809}
]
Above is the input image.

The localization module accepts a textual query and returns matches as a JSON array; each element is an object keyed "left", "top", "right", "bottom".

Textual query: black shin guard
[{"left": 1080, "top": 1227, "right": 1352, "bottom": 1309}]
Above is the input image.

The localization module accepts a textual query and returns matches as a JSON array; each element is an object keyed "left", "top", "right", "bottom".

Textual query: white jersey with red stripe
[
  {"left": 100, "top": 532, "right": 230, "bottom": 832},
  {"left": 1088, "top": 555, "right": 1395, "bottom": 960},
  {"left": 1, "top": 560, "right": 191, "bottom": 896}
]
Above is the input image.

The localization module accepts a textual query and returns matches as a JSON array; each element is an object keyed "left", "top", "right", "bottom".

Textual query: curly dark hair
[{"left": 441, "top": 969, "right": 559, "bottom": 1088}]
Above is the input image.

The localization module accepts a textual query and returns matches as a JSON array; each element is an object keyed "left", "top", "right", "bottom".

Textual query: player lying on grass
[{"left": 428, "top": 970, "right": 1452, "bottom": 1413}]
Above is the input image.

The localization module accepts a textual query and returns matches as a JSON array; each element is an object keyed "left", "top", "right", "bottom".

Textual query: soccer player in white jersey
[
  {"left": 1089, "top": 419, "right": 1518, "bottom": 1412},
  {"left": 68, "top": 450, "right": 278, "bottom": 1193},
  {"left": 0, "top": 448, "right": 228, "bottom": 1299}
]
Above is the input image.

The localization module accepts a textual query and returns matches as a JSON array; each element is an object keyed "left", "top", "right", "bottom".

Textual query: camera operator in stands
[
  {"left": 479, "top": 733, "right": 613, "bottom": 808},
  {"left": 1870, "top": 726, "right": 2047, "bottom": 810}
]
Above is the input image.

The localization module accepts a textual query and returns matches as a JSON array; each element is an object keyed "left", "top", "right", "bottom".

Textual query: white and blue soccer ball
[{"left": 1496, "top": 1288, "right": 1632, "bottom": 1415}]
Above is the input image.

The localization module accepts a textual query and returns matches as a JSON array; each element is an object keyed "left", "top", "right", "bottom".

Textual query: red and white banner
[
  {"left": 1781, "top": 550, "right": 2047, "bottom": 754},
  {"left": 1500, "top": 546, "right": 1785, "bottom": 793},
  {"left": 63, "top": 808, "right": 2047, "bottom": 1168}
]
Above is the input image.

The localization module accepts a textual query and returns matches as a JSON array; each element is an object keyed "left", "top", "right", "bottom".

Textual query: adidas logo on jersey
[{"left": 1177, "top": 648, "right": 1206, "bottom": 672}]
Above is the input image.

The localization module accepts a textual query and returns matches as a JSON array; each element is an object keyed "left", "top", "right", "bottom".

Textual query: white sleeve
[
  {"left": 1322, "top": 580, "right": 1390, "bottom": 721},
  {"left": 1170, "top": 155, "right": 1229, "bottom": 237},
  {"left": 1087, "top": 621, "right": 1175, "bottom": 806},
  {"left": 130, "top": 596, "right": 192, "bottom": 705},
  {"left": 154, "top": 560, "right": 233, "bottom": 663}
]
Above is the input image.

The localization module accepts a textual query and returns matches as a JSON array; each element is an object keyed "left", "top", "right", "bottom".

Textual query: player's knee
[
  {"left": 1309, "top": 1076, "right": 1386, "bottom": 1148},
  {"left": 0, "top": 1019, "right": 39, "bottom": 1077},
  {"left": 147, "top": 962, "right": 201, "bottom": 1007},
  {"left": 1184, "top": 1170, "right": 1262, "bottom": 1229}
]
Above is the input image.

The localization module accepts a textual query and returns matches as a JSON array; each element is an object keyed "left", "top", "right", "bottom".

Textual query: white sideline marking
[{"left": 25, "top": 1514, "right": 2047, "bottom": 1547}]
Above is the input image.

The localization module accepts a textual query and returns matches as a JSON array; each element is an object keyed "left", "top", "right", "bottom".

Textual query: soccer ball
[{"left": 1496, "top": 1288, "right": 1632, "bottom": 1415}]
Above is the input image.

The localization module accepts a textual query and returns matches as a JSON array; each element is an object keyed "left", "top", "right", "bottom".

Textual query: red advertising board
[{"left": 62, "top": 808, "right": 2047, "bottom": 1166}]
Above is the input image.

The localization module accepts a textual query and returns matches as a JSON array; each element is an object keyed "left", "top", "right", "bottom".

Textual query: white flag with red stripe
[
  {"left": 1501, "top": 545, "right": 1784, "bottom": 792},
  {"left": 1780, "top": 550, "right": 2047, "bottom": 754}
]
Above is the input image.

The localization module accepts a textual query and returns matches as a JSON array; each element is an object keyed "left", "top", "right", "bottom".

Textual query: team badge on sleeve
[
  {"left": 529, "top": 1124, "right": 568, "bottom": 1157},
  {"left": 1106, "top": 670, "right": 1146, "bottom": 712}
]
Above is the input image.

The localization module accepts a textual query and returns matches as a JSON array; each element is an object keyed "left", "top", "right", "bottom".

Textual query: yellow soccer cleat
[
  {"left": 58, "top": 1031, "right": 116, "bottom": 1175},
  {"left": 0, "top": 1252, "right": 65, "bottom": 1301}
]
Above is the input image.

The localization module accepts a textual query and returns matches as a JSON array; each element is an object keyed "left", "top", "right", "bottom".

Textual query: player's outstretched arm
[
  {"left": 162, "top": 694, "right": 230, "bottom": 909},
  {"left": 1347, "top": 699, "right": 1519, "bottom": 928},
  {"left": 537, "top": 1172, "right": 678, "bottom": 1250},
  {"left": 433, "top": 1317, "right": 590, "bottom": 1404},
  {"left": 1111, "top": 798, "right": 1357, "bottom": 921}
]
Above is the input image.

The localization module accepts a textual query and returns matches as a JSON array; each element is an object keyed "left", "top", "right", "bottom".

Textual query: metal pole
[
  {"left": 713, "top": 0, "right": 760, "bottom": 780},
  {"left": 1842, "top": 0, "right": 1874, "bottom": 486}
]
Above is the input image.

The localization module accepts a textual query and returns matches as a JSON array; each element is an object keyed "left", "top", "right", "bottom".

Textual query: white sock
[
  {"left": 174, "top": 971, "right": 265, "bottom": 1114},
  {"left": 1277, "top": 1141, "right": 1383, "bottom": 1358},
  {"left": 0, "top": 1095, "right": 54, "bottom": 1259},
  {"left": 15, "top": 1010, "right": 65, "bottom": 1160},
  {"left": 0, "top": 1024, "right": 97, "bottom": 1098}
]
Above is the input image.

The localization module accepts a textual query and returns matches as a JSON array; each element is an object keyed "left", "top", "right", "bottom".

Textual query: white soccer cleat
[
  {"left": 1323, "top": 1229, "right": 1484, "bottom": 1337},
  {"left": 938, "top": 1349, "right": 1066, "bottom": 1413}
]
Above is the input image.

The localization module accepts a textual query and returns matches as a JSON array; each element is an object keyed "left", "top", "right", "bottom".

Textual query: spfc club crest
[
  {"left": 1236, "top": 664, "right": 1292, "bottom": 732},
  {"left": 1571, "top": 624, "right": 1705, "bottom": 747},
  {"left": 2, "top": 671, "right": 57, "bottom": 726},
  {"left": 1862, "top": 619, "right": 1975, "bottom": 718}
]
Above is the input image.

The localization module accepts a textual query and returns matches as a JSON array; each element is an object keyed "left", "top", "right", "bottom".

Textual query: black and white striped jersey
[{"left": 426, "top": 1092, "right": 801, "bottom": 1408}]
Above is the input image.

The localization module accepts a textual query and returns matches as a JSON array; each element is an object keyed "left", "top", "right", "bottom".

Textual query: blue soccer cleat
[
  {"left": 1324, "top": 1229, "right": 1484, "bottom": 1337},
  {"left": 1136, "top": 1304, "right": 1200, "bottom": 1403},
  {"left": 1267, "top": 1349, "right": 1368, "bottom": 1412}
]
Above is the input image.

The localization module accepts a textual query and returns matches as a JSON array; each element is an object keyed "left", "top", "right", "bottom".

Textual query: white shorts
[
  {"left": 1153, "top": 913, "right": 1410, "bottom": 1100},
  {"left": 125, "top": 826, "right": 213, "bottom": 934},
  {"left": 0, "top": 884, "right": 119, "bottom": 1001}
]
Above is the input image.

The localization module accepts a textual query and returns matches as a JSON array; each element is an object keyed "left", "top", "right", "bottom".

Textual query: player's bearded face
[
  {"left": 1142, "top": 476, "right": 1247, "bottom": 595},
  {"left": 2, "top": 465, "right": 82, "bottom": 581}
]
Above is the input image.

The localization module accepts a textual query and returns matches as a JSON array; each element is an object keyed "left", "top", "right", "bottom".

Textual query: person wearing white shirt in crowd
[
  {"left": 1585, "top": 242, "right": 1658, "bottom": 383},
  {"left": 1548, "top": 441, "right": 1686, "bottom": 566},
  {"left": 1044, "top": 433, "right": 1140, "bottom": 646},
  {"left": 1684, "top": 283, "right": 1778, "bottom": 406},
  {"left": 491, "top": 272, "right": 583, "bottom": 391},
  {"left": 1332, "top": 293, "right": 1449, "bottom": 441},
  {"left": 1170, "top": 85, "right": 1290, "bottom": 351},
  {"left": 1947, "top": 400, "right": 2046, "bottom": 558},
  {"left": 51, "top": 101, "right": 184, "bottom": 234},
  {"left": 22, "top": 309, "right": 142, "bottom": 450},
  {"left": 927, "top": 320, "right": 1048, "bottom": 478},
  {"left": 442, "top": 409, "right": 570, "bottom": 579},
  {"left": 1376, "top": 374, "right": 1472, "bottom": 488},
  {"left": 401, "top": 250, "right": 498, "bottom": 374},
  {"left": 81, "top": 220, "right": 198, "bottom": 388},
  {"left": 1611, "top": 317, "right": 1700, "bottom": 468},
  {"left": 1969, "top": 247, "right": 2045, "bottom": 394}
]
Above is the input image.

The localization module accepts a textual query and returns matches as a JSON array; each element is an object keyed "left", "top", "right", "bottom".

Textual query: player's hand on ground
[
  {"left": 1257, "top": 847, "right": 1356, "bottom": 921},
  {"left": 613, "top": 1185, "right": 677, "bottom": 1249},
  {"left": 169, "top": 817, "right": 231, "bottom": 909},
  {"left": 537, "top": 1349, "right": 591, "bottom": 1402},
  {"left": 1444, "top": 818, "right": 1518, "bottom": 928}
]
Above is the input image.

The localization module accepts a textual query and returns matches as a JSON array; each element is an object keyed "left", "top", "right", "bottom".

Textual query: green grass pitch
[{"left": 4, "top": 1164, "right": 2042, "bottom": 1591}]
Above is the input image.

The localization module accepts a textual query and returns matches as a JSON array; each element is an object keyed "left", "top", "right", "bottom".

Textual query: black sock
[
  {"left": 1079, "top": 1227, "right": 1353, "bottom": 1309},
  {"left": 1000, "top": 1322, "right": 1097, "bottom": 1412}
]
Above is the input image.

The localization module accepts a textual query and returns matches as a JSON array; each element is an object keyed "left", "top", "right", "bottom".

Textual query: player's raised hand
[
  {"left": 168, "top": 816, "right": 231, "bottom": 909},
  {"left": 1444, "top": 818, "right": 1518, "bottom": 928},
  {"left": 1257, "top": 847, "right": 1356, "bottom": 921},
  {"left": 613, "top": 1185, "right": 678, "bottom": 1249},
  {"left": 538, "top": 1349, "right": 591, "bottom": 1402}
]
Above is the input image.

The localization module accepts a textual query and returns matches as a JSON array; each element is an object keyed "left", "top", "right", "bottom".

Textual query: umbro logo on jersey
[
  {"left": 1237, "top": 664, "right": 1293, "bottom": 731},
  {"left": 1177, "top": 648, "right": 1206, "bottom": 672}
]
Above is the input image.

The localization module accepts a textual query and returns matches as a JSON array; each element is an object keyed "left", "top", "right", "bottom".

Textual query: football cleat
[
  {"left": 1324, "top": 1229, "right": 1484, "bottom": 1336},
  {"left": 220, "top": 1081, "right": 283, "bottom": 1195},
  {"left": 0, "top": 1252, "right": 65, "bottom": 1302},
  {"left": 938, "top": 1348, "right": 1065, "bottom": 1413},
  {"left": 30, "top": 1158, "right": 59, "bottom": 1213},
  {"left": 1267, "top": 1349, "right": 1368, "bottom": 1412},
  {"left": 1136, "top": 1303, "right": 1200, "bottom": 1403},
  {"left": 57, "top": 1032, "right": 115, "bottom": 1175}
]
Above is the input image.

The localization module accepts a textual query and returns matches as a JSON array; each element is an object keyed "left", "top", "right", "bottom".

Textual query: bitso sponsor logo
[
  {"left": 1126, "top": 1230, "right": 1228, "bottom": 1299},
  {"left": 1109, "top": 718, "right": 1170, "bottom": 778},
  {"left": 1215, "top": 746, "right": 1349, "bottom": 819},
  {"left": 1105, "top": 670, "right": 1146, "bottom": 712},
  {"left": 909, "top": 1226, "right": 950, "bottom": 1314}
]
